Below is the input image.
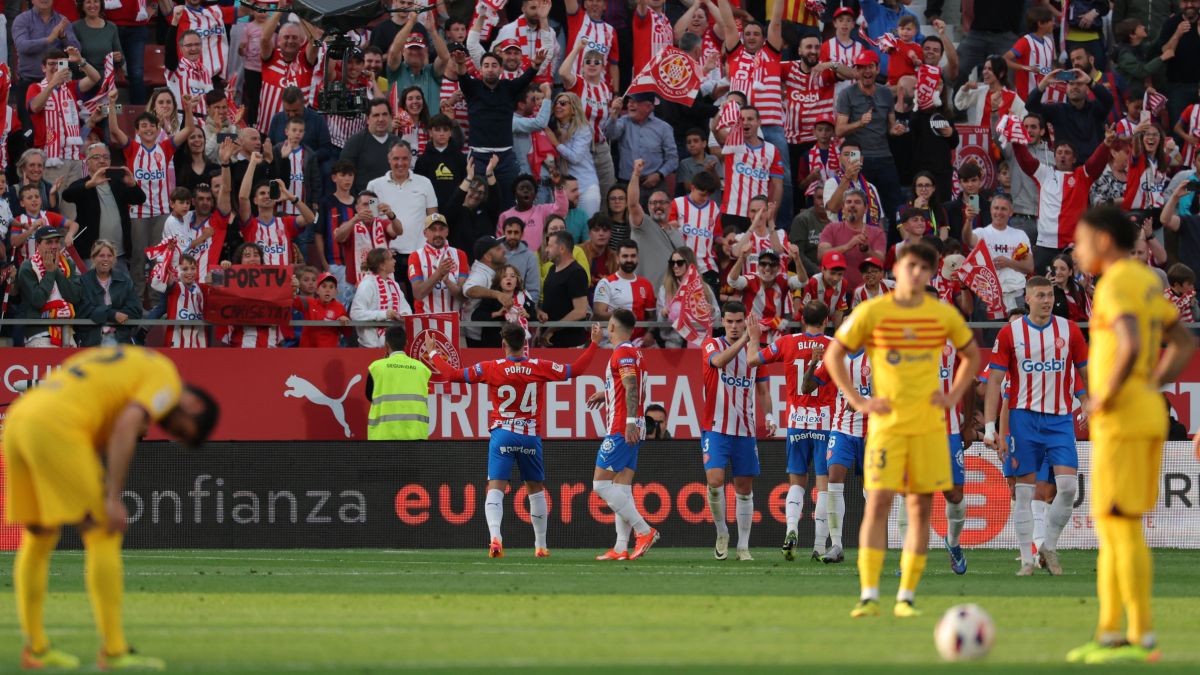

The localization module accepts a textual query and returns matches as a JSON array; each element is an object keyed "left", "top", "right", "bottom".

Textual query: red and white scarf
[
  {"left": 504, "top": 289, "right": 532, "bottom": 341},
  {"left": 369, "top": 271, "right": 403, "bottom": 343},
  {"left": 353, "top": 218, "right": 390, "bottom": 280},
  {"left": 31, "top": 252, "right": 75, "bottom": 346},
  {"left": 39, "top": 78, "right": 82, "bottom": 161},
  {"left": 82, "top": 53, "right": 117, "bottom": 117},
  {"left": 474, "top": 0, "right": 506, "bottom": 41},
  {"left": 647, "top": 8, "right": 674, "bottom": 56},
  {"left": 670, "top": 266, "right": 713, "bottom": 347}
]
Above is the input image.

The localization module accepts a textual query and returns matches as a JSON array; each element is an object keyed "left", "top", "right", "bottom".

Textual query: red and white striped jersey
[
  {"left": 821, "top": 37, "right": 862, "bottom": 98},
  {"left": 162, "top": 208, "right": 229, "bottom": 273},
  {"left": 569, "top": 78, "right": 612, "bottom": 144},
  {"left": 344, "top": 215, "right": 390, "bottom": 285},
  {"left": 669, "top": 196, "right": 723, "bottom": 274},
  {"left": 726, "top": 45, "right": 784, "bottom": 127},
  {"left": 1123, "top": 154, "right": 1168, "bottom": 210},
  {"left": 407, "top": 244, "right": 469, "bottom": 314},
  {"left": 801, "top": 274, "right": 850, "bottom": 316},
  {"left": 805, "top": 142, "right": 841, "bottom": 186},
  {"left": 852, "top": 280, "right": 894, "bottom": 308},
  {"left": 1179, "top": 104, "right": 1200, "bottom": 166},
  {"left": 279, "top": 147, "right": 309, "bottom": 216},
  {"left": 10, "top": 211, "right": 66, "bottom": 267},
  {"left": 240, "top": 216, "right": 299, "bottom": 265},
  {"left": 1026, "top": 159, "right": 1102, "bottom": 249},
  {"left": 26, "top": 80, "right": 82, "bottom": 162},
  {"left": 1008, "top": 33, "right": 1055, "bottom": 98},
  {"left": 124, "top": 139, "right": 177, "bottom": 218},
  {"left": 164, "top": 282, "right": 207, "bottom": 348},
  {"left": 632, "top": 7, "right": 674, "bottom": 76},
  {"left": 0, "top": 105, "right": 17, "bottom": 170},
  {"left": 604, "top": 342, "right": 645, "bottom": 437},
  {"left": 176, "top": 4, "right": 234, "bottom": 79},
  {"left": 228, "top": 325, "right": 280, "bottom": 348},
  {"left": 812, "top": 350, "right": 871, "bottom": 437},
  {"left": 939, "top": 342, "right": 961, "bottom": 435},
  {"left": 257, "top": 49, "right": 315, "bottom": 132},
  {"left": 701, "top": 336, "right": 765, "bottom": 436},
  {"left": 439, "top": 77, "right": 469, "bottom": 148},
  {"left": 465, "top": 356, "right": 578, "bottom": 436},
  {"left": 758, "top": 331, "right": 835, "bottom": 431},
  {"left": 567, "top": 11, "right": 618, "bottom": 84},
  {"left": 722, "top": 141, "right": 784, "bottom": 218},
  {"left": 167, "top": 57, "right": 214, "bottom": 117},
  {"left": 593, "top": 273, "right": 656, "bottom": 343},
  {"left": 737, "top": 228, "right": 788, "bottom": 276},
  {"left": 730, "top": 274, "right": 794, "bottom": 329},
  {"left": 1165, "top": 288, "right": 1196, "bottom": 323},
  {"left": 781, "top": 61, "right": 836, "bottom": 144},
  {"left": 990, "top": 315, "right": 1088, "bottom": 415}
]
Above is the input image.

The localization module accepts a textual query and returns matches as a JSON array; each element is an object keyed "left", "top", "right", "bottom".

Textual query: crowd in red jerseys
[{"left": 4, "top": 0, "right": 1200, "bottom": 349}]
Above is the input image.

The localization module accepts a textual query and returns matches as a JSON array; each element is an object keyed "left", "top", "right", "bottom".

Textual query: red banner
[
  {"left": 204, "top": 266, "right": 293, "bottom": 327},
  {"left": 958, "top": 241, "right": 1006, "bottom": 319},
  {"left": 952, "top": 124, "right": 996, "bottom": 192},
  {"left": 915, "top": 64, "right": 941, "bottom": 111},
  {"left": 625, "top": 46, "right": 702, "bottom": 106}
]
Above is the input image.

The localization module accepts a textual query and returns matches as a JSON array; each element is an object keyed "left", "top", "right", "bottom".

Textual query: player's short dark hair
[
  {"left": 722, "top": 301, "right": 747, "bottom": 317},
  {"left": 1168, "top": 263, "right": 1197, "bottom": 287},
  {"left": 385, "top": 325, "right": 407, "bottom": 351},
  {"left": 501, "top": 322, "right": 527, "bottom": 351},
  {"left": 618, "top": 239, "right": 638, "bottom": 252},
  {"left": 331, "top": 160, "right": 356, "bottom": 176},
  {"left": 802, "top": 300, "right": 829, "bottom": 327},
  {"left": 612, "top": 308, "right": 637, "bottom": 331},
  {"left": 182, "top": 384, "right": 221, "bottom": 447},
  {"left": 1026, "top": 275, "right": 1053, "bottom": 290},
  {"left": 897, "top": 240, "right": 939, "bottom": 270},
  {"left": 691, "top": 171, "right": 718, "bottom": 194},
  {"left": 1080, "top": 205, "right": 1136, "bottom": 251}
]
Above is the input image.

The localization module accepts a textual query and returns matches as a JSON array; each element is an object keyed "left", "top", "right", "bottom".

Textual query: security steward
[{"left": 366, "top": 324, "right": 433, "bottom": 440}]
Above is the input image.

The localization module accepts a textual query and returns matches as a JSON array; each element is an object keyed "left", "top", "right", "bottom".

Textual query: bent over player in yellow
[
  {"left": 2, "top": 347, "right": 219, "bottom": 671},
  {"left": 1067, "top": 206, "right": 1196, "bottom": 664},
  {"left": 823, "top": 242, "right": 981, "bottom": 618}
]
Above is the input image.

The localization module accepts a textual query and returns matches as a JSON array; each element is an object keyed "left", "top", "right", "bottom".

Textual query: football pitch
[{"left": 1, "top": 548, "right": 1198, "bottom": 673}]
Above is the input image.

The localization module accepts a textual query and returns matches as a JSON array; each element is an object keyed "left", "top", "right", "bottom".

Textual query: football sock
[
  {"left": 14, "top": 528, "right": 59, "bottom": 653},
  {"left": 735, "top": 493, "right": 754, "bottom": 549},
  {"left": 785, "top": 484, "right": 804, "bottom": 534},
  {"left": 1094, "top": 515, "right": 1122, "bottom": 639},
  {"left": 857, "top": 547, "right": 885, "bottom": 601},
  {"left": 945, "top": 499, "right": 967, "bottom": 548},
  {"left": 813, "top": 490, "right": 829, "bottom": 553},
  {"left": 528, "top": 490, "right": 549, "bottom": 549},
  {"left": 484, "top": 489, "right": 504, "bottom": 540},
  {"left": 897, "top": 550, "right": 927, "bottom": 602},
  {"left": 1105, "top": 514, "right": 1154, "bottom": 646},
  {"left": 81, "top": 528, "right": 128, "bottom": 656},
  {"left": 618, "top": 484, "right": 636, "bottom": 545},
  {"left": 896, "top": 494, "right": 908, "bottom": 549},
  {"left": 1043, "top": 475, "right": 1077, "bottom": 553},
  {"left": 827, "top": 483, "right": 845, "bottom": 548},
  {"left": 595, "top": 481, "right": 650, "bottom": 537},
  {"left": 707, "top": 486, "right": 729, "bottom": 537},
  {"left": 1032, "top": 499, "right": 1047, "bottom": 550},
  {"left": 1014, "top": 483, "right": 1035, "bottom": 565}
]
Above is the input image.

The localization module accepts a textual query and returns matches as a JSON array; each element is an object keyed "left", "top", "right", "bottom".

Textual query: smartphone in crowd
[
  {"left": 967, "top": 194, "right": 980, "bottom": 213},
  {"left": 368, "top": 199, "right": 380, "bottom": 218},
  {"left": 269, "top": 181, "right": 281, "bottom": 201}
]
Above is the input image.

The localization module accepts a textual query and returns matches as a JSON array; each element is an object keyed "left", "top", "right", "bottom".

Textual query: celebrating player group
[{"left": 418, "top": 205, "right": 1195, "bottom": 662}]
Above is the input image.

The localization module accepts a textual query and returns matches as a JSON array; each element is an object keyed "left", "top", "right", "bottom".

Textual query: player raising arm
[
  {"left": 1066, "top": 206, "right": 1196, "bottom": 665},
  {"left": 424, "top": 323, "right": 601, "bottom": 559},
  {"left": 586, "top": 309, "right": 661, "bottom": 561},
  {"left": 823, "top": 242, "right": 981, "bottom": 619}
]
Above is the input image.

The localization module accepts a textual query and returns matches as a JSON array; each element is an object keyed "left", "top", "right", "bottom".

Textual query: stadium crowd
[{"left": 1, "top": 0, "right": 1200, "bottom": 349}]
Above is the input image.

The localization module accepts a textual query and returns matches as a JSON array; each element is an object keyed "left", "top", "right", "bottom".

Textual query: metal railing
[{"left": 0, "top": 318, "right": 1019, "bottom": 329}]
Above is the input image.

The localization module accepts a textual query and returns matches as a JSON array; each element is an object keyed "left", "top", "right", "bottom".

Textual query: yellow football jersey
[
  {"left": 16, "top": 347, "right": 182, "bottom": 451},
  {"left": 1088, "top": 259, "right": 1177, "bottom": 439},
  {"left": 835, "top": 294, "right": 974, "bottom": 435}
]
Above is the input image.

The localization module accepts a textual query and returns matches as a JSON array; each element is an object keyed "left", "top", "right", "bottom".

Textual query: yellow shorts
[
  {"left": 1090, "top": 435, "right": 1163, "bottom": 519},
  {"left": 865, "top": 428, "right": 952, "bottom": 494},
  {"left": 2, "top": 403, "right": 106, "bottom": 528}
]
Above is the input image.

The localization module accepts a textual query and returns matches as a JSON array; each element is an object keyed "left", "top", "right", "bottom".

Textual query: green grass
[{"left": 0, "top": 548, "right": 1198, "bottom": 673}]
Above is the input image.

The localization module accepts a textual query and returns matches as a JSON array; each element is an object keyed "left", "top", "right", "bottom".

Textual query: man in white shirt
[
  {"left": 366, "top": 141, "right": 437, "bottom": 300},
  {"left": 462, "top": 235, "right": 511, "bottom": 346},
  {"left": 962, "top": 193, "right": 1034, "bottom": 310}
]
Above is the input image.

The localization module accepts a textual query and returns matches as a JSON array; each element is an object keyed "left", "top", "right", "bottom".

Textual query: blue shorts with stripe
[
  {"left": 488, "top": 429, "right": 544, "bottom": 482},
  {"left": 1009, "top": 409, "right": 1077, "bottom": 478},
  {"left": 596, "top": 434, "right": 640, "bottom": 473},
  {"left": 786, "top": 429, "right": 828, "bottom": 476},
  {"left": 949, "top": 433, "right": 964, "bottom": 486},
  {"left": 826, "top": 431, "right": 865, "bottom": 471},
  {"left": 701, "top": 431, "right": 760, "bottom": 477}
]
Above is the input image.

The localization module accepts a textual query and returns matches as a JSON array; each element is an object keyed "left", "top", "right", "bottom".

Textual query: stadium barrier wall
[
  {"left": 3, "top": 441, "right": 1196, "bottom": 551},
  {"left": 5, "top": 348, "right": 1200, "bottom": 440}
]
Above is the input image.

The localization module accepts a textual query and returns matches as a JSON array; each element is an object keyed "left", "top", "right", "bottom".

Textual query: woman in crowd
[
  {"left": 656, "top": 245, "right": 718, "bottom": 349},
  {"left": 559, "top": 38, "right": 615, "bottom": 198},
  {"left": 174, "top": 127, "right": 218, "bottom": 192},
  {"left": 472, "top": 263, "right": 537, "bottom": 347},
  {"left": 149, "top": 88, "right": 183, "bottom": 138},
  {"left": 73, "top": 0, "right": 123, "bottom": 91},
  {"left": 351, "top": 247, "right": 412, "bottom": 349},
  {"left": 901, "top": 171, "right": 950, "bottom": 238},
  {"left": 954, "top": 55, "right": 1025, "bottom": 128},
  {"left": 545, "top": 91, "right": 600, "bottom": 217},
  {"left": 202, "top": 92, "right": 241, "bottom": 164},
  {"left": 602, "top": 185, "right": 631, "bottom": 250},
  {"left": 1124, "top": 122, "right": 1175, "bottom": 214},
  {"left": 538, "top": 215, "right": 590, "bottom": 287},
  {"left": 1091, "top": 140, "right": 1130, "bottom": 206},
  {"left": 1050, "top": 253, "right": 1091, "bottom": 321},
  {"left": 11, "top": 150, "right": 58, "bottom": 214},
  {"left": 398, "top": 86, "right": 431, "bottom": 154},
  {"left": 78, "top": 240, "right": 140, "bottom": 346}
]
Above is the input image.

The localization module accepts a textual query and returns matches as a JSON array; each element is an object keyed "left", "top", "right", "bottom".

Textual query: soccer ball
[{"left": 934, "top": 604, "right": 995, "bottom": 661}]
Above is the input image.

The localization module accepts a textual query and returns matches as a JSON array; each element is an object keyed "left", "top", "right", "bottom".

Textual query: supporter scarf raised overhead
[
  {"left": 145, "top": 239, "right": 179, "bottom": 294},
  {"left": 1144, "top": 88, "right": 1167, "bottom": 117},
  {"left": 474, "top": 0, "right": 506, "bottom": 41},
  {"left": 857, "top": 27, "right": 896, "bottom": 53},
  {"left": 996, "top": 114, "right": 1030, "bottom": 144},
  {"left": 957, "top": 241, "right": 1006, "bottom": 319},
  {"left": 30, "top": 252, "right": 75, "bottom": 347},
  {"left": 717, "top": 97, "right": 743, "bottom": 147},
  {"left": 82, "top": 53, "right": 118, "bottom": 118},
  {"left": 224, "top": 71, "right": 242, "bottom": 124},
  {"left": 626, "top": 47, "right": 703, "bottom": 106},
  {"left": 671, "top": 266, "right": 713, "bottom": 347},
  {"left": 915, "top": 64, "right": 942, "bottom": 111}
]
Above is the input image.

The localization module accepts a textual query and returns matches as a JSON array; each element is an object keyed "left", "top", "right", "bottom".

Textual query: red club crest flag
[
  {"left": 405, "top": 312, "right": 464, "bottom": 396},
  {"left": 671, "top": 266, "right": 714, "bottom": 347},
  {"left": 957, "top": 241, "right": 1006, "bottom": 319},
  {"left": 626, "top": 46, "right": 703, "bottom": 106}
]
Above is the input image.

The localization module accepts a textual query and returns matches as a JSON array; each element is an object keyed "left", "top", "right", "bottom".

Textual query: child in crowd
[
  {"left": 150, "top": 254, "right": 208, "bottom": 348},
  {"left": 293, "top": 271, "right": 350, "bottom": 348},
  {"left": 888, "top": 15, "right": 924, "bottom": 86},
  {"left": 1166, "top": 263, "right": 1199, "bottom": 323},
  {"left": 799, "top": 250, "right": 851, "bottom": 329},
  {"left": 852, "top": 256, "right": 894, "bottom": 309}
]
